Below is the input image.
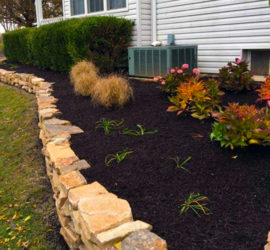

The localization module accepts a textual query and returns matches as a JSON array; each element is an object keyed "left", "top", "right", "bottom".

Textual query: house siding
[
  {"left": 140, "top": 0, "right": 152, "bottom": 46},
  {"left": 62, "top": 0, "right": 150, "bottom": 46},
  {"left": 156, "top": 0, "right": 270, "bottom": 73}
]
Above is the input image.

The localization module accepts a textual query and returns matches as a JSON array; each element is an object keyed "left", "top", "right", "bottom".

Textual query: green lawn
[{"left": 0, "top": 83, "right": 65, "bottom": 249}]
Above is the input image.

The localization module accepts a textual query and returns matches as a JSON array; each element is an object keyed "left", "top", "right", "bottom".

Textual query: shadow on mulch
[{"left": 1, "top": 61, "right": 270, "bottom": 250}]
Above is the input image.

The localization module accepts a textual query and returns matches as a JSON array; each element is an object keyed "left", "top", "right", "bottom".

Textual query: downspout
[
  {"left": 136, "top": 0, "right": 142, "bottom": 47},
  {"left": 35, "top": 0, "right": 43, "bottom": 27},
  {"left": 62, "top": 0, "right": 66, "bottom": 20},
  {"left": 151, "top": 0, "right": 157, "bottom": 43}
]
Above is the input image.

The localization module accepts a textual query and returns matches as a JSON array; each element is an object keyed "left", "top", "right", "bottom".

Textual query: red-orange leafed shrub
[
  {"left": 167, "top": 78, "right": 223, "bottom": 119},
  {"left": 257, "top": 75, "right": 270, "bottom": 103},
  {"left": 211, "top": 103, "right": 270, "bottom": 149}
]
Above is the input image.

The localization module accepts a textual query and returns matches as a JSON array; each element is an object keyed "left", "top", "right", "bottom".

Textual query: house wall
[
  {"left": 62, "top": 0, "right": 152, "bottom": 46},
  {"left": 156, "top": 0, "right": 270, "bottom": 73}
]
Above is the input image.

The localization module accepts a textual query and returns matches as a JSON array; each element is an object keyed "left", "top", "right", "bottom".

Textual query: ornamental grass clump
[
  {"left": 92, "top": 75, "right": 133, "bottom": 108},
  {"left": 167, "top": 78, "right": 224, "bottom": 119},
  {"left": 210, "top": 103, "right": 270, "bottom": 149},
  {"left": 219, "top": 58, "right": 253, "bottom": 91},
  {"left": 70, "top": 60, "right": 99, "bottom": 96},
  {"left": 154, "top": 64, "right": 200, "bottom": 94}
]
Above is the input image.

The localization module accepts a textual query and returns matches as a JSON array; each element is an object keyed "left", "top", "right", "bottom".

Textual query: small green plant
[
  {"left": 105, "top": 149, "right": 133, "bottom": 166},
  {"left": 180, "top": 193, "right": 210, "bottom": 217},
  {"left": 95, "top": 118, "right": 124, "bottom": 135},
  {"left": 219, "top": 58, "right": 253, "bottom": 91},
  {"left": 171, "top": 156, "right": 192, "bottom": 173},
  {"left": 122, "top": 124, "right": 158, "bottom": 136}
]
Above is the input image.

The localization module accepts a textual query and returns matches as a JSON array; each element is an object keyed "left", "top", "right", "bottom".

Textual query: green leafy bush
[
  {"left": 218, "top": 58, "right": 253, "bottom": 91},
  {"left": 210, "top": 103, "right": 270, "bottom": 149},
  {"left": 3, "top": 16, "right": 134, "bottom": 72},
  {"left": 3, "top": 28, "right": 35, "bottom": 64},
  {"left": 167, "top": 78, "right": 223, "bottom": 119}
]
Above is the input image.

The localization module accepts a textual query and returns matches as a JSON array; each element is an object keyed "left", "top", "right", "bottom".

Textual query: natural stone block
[
  {"left": 60, "top": 159, "right": 91, "bottom": 175},
  {"left": 57, "top": 210, "right": 71, "bottom": 227},
  {"left": 39, "top": 107, "right": 60, "bottom": 121},
  {"left": 51, "top": 169, "right": 60, "bottom": 194},
  {"left": 56, "top": 190, "right": 67, "bottom": 209},
  {"left": 96, "top": 221, "right": 152, "bottom": 246},
  {"left": 71, "top": 210, "right": 82, "bottom": 234},
  {"left": 80, "top": 234, "right": 101, "bottom": 250},
  {"left": 121, "top": 230, "right": 167, "bottom": 250},
  {"left": 60, "top": 226, "right": 81, "bottom": 249},
  {"left": 49, "top": 134, "right": 71, "bottom": 146},
  {"left": 58, "top": 199, "right": 71, "bottom": 217},
  {"left": 265, "top": 244, "right": 270, "bottom": 250},
  {"left": 46, "top": 142, "right": 78, "bottom": 174},
  {"left": 68, "top": 182, "right": 108, "bottom": 210},
  {"left": 59, "top": 171, "right": 86, "bottom": 195},
  {"left": 78, "top": 194, "right": 133, "bottom": 237}
]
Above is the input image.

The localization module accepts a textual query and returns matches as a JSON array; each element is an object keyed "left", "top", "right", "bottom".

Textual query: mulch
[{"left": 1, "top": 62, "right": 270, "bottom": 250}]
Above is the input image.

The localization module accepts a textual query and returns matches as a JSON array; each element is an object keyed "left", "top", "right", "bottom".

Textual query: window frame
[{"left": 70, "top": 0, "right": 128, "bottom": 17}]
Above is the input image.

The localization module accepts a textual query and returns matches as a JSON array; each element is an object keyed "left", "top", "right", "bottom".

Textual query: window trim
[{"left": 70, "top": 0, "right": 128, "bottom": 17}]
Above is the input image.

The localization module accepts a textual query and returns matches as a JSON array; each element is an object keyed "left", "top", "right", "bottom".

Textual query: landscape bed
[{"left": 1, "top": 62, "right": 270, "bottom": 250}]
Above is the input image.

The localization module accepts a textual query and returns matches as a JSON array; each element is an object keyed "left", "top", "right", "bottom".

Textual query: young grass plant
[
  {"left": 122, "top": 124, "right": 158, "bottom": 136},
  {"left": 171, "top": 156, "right": 192, "bottom": 173},
  {"left": 95, "top": 118, "right": 124, "bottom": 135},
  {"left": 180, "top": 193, "right": 210, "bottom": 217},
  {"left": 105, "top": 149, "right": 133, "bottom": 166}
]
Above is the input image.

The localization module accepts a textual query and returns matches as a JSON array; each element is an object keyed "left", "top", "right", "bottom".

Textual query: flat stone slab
[
  {"left": 43, "top": 118, "right": 71, "bottom": 126},
  {"left": 68, "top": 182, "right": 108, "bottom": 209},
  {"left": 78, "top": 194, "right": 132, "bottom": 237},
  {"left": 96, "top": 221, "right": 152, "bottom": 246},
  {"left": 121, "top": 230, "right": 167, "bottom": 250},
  {"left": 43, "top": 123, "right": 83, "bottom": 138}
]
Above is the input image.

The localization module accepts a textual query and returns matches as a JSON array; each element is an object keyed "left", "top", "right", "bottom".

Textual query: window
[
  {"left": 88, "top": 0, "right": 104, "bottom": 12},
  {"left": 107, "top": 0, "right": 126, "bottom": 10},
  {"left": 71, "top": 0, "right": 85, "bottom": 15},
  {"left": 71, "top": 0, "right": 127, "bottom": 16}
]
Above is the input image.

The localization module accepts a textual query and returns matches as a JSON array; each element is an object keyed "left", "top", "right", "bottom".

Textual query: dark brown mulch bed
[{"left": 1, "top": 62, "right": 270, "bottom": 250}]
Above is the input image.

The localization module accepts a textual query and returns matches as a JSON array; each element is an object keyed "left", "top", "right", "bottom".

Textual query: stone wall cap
[
  {"left": 68, "top": 182, "right": 108, "bottom": 210},
  {"left": 96, "top": 220, "right": 152, "bottom": 246}
]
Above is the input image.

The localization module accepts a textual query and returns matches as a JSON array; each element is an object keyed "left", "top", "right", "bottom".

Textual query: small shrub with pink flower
[
  {"left": 218, "top": 58, "right": 253, "bottom": 91},
  {"left": 210, "top": 103, "right": 270, "bottom": 149},
  {"left": 167, "top": 78, "right": 223, "bottom": 120},
  {"left": 154, "top": 64, "right": 200, "bottom": 94}
]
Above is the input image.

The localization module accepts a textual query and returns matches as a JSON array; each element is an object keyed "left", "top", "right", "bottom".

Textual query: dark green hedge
[
  {"left": 3, "top": 16, "right": 134, "bottom": 72},
  {"left": 3, "top": 28, "right": 35, "bottom": 65}
]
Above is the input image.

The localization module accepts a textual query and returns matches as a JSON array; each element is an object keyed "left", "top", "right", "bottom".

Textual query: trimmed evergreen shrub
[
  {"left": 3, "top": 16, "right": 134, "bottom": 72},
  {"left": 3, "top": 28, "right": 35, "bottom": 65}
]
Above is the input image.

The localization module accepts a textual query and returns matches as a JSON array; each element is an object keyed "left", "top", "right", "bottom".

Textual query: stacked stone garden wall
[{"left": 0, "top": 68, "right": 167, "bottom": 250}]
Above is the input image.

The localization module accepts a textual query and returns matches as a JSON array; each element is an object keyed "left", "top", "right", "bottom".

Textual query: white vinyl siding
[
  {"left": 156, "top": 0, "right": 270, "bottom": 73},
  {"left": 140, "top": 0, "right": 152, "bottom": 46}
]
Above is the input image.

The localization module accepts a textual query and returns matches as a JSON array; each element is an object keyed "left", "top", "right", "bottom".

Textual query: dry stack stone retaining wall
[{"left": 0, "top": 68, "right": 168, "bottom": 250}]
